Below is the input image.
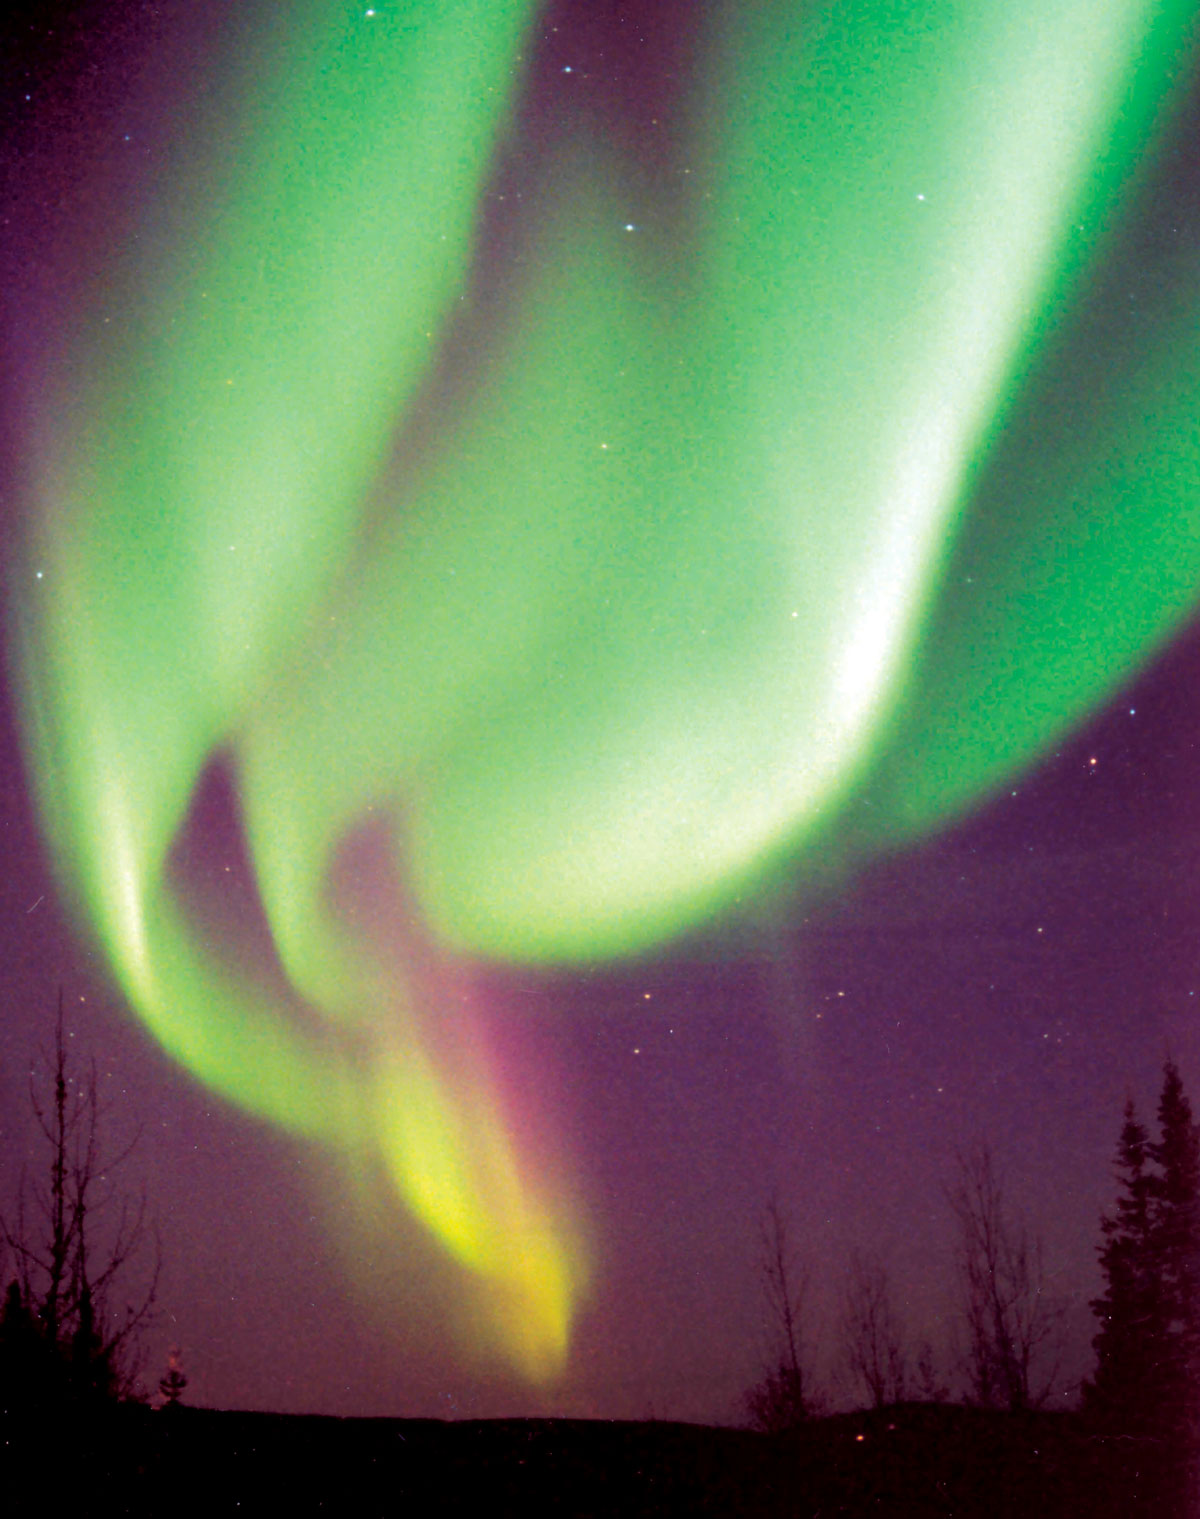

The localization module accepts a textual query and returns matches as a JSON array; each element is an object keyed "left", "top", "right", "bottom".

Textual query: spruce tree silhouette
[
  {"left": 159, "top": 1346, "right": 188, "bottom": 1409},
  {"left": 1086, "top": 1099, "right": 1161, "bottom": 1429},
  {"left": 1148, "top": 1063, "right": 1200, "bottom": 1448},
  {"left": 1086, "top": 1062, "right": 1200, "bottom": 1516}
]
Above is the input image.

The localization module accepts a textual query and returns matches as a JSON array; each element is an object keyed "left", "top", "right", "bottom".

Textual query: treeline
[
  {"left": 1085, "top": 1060, "right": 1199, "bottom": 1511},
  {"left": 744, "top": 1059, "right": 1200, "bottom": 1514},
  {"left": 0, "top": 999, "right": 1196, "bottom": 1514}
]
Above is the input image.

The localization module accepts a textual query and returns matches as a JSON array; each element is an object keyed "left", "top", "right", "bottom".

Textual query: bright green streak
[
  {"left": 11, "top": 0, "right": 1200, "bottom": 1377},
  {"left": 16, "top": 0, "right": 586, "bottom": 1378},
  {"left": 245, "top": 0, "right": 1200, "bottom": 963},
  {"left": 21, "top": 0, "right": 538, "bottom": 1118}
]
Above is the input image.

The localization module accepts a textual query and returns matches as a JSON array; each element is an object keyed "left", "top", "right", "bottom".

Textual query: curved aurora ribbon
[{"left": 7, "top": 0, "right": 1200, "bottom": 1378}]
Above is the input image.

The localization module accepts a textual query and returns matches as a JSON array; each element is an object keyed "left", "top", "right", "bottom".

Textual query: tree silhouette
[
  {"left": 839, "top": 1249, "right": 909, "bottom": 1408},
  {"left": 744, "top": 1199, "right": 818, "bottom": 1431},
  {"left": 1088, "top": 1063, "right": 1200, "bottom": 1510},
  {"left": 947, "top": 1144, "right": 1063, "bottom": 1411},
  {"left": 1148, "top": 1061, "right": 1200, "bottom": 1454},
  {"left": 159, "top": 1345, "right": 188, "bottom": 1408},
  {"left": 912, "top": 1337, "right": 949, "bottom": 1404},
  {"left": 0, "top": 1279, "right": 51, "bottom": 1417},
  {"left": 1085, "top": 1098, "right": 1161, "bottom": 1429},
  {"left": 0, "top": 992, "right": 158, "bottom": 1410}
]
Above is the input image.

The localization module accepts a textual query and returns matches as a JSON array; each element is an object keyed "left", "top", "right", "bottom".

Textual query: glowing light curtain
[{"left": 6, "top": 0, "right": 1200, "bottom": 1377}]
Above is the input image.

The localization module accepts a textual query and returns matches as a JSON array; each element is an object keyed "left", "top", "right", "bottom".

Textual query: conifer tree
[
  {"left": 158, "top": 1346, "right": 188, "bottom": 1409},
  {"left": 1085, "top": 1099, "right": 1161, "bottom": 1428},
  {"left": 0, "top": 1280, "right": 51, "bottom": 1417},
  {"left": 1087, "top": 1062, "right": 1200, "bottom": 1513},
  {"left": 1147, "top": 1062, "right": 1199, "bottom": 1456}
]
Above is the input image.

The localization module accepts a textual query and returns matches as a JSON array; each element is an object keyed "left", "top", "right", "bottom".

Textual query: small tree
[
  {"left": 913, "top": 1338, "right": 948, "bottom": 1404},
  {"left": 839, "top": 1250, "right": 908, "bottom": 1408},
  {"left": 744, "top": 1199, "right": 818, "bottom": 1431},
  {"left": 0, "top": 1279, "right": 50, "bottom": 1416},
  {"left": 947, "top": 1144, "right": 1063, "bottom": 1411},
  {"left": 1, "top": 992, "right": 158, "bottom": 1407},
  {"left": 159, "top": 1345, "right": 188, "bottom": 1408}
]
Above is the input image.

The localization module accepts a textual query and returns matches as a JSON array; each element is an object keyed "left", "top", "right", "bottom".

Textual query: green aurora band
[{"left": 9, "top": 0, "right": 1200, "bottom": 1378}]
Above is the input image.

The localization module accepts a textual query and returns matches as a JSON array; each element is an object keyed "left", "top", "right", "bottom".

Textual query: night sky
[{"left": 2, "top": 0, "right": 1200, "bottom": 1426}]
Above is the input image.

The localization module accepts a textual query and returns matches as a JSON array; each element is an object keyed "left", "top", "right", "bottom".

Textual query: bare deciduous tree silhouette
[
  {"left": 1, "top": 992, "right": 159, "bottom": 1407},
  {"left": 839, "top": 1249, "right": 908, "bottom": 1408},
  {"left": 947, "top": 1144, "right": 1063, "bottom": 1411},
  {"left": 744, "top": 1199, "right": 818, "bottom": 1431}
]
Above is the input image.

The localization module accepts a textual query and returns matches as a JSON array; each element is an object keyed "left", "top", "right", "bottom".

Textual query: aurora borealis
[{"left": 4, "top": 0, "right": 1200, "bottom": 1411}]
